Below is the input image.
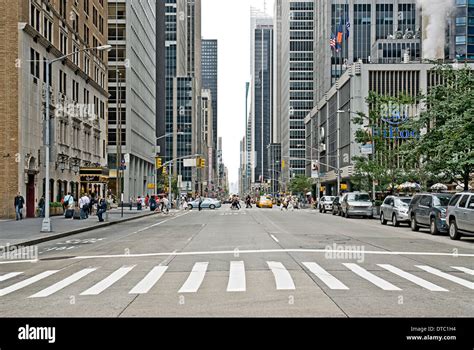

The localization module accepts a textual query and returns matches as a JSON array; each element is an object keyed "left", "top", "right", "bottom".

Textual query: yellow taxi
[{"left": 257, "top": 196, "right": 273, "bottom": 208}]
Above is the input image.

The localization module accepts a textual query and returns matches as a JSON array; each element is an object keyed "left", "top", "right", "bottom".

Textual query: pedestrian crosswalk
[{"left": 0, "top": 261, "right": 472, "bottom": 299}]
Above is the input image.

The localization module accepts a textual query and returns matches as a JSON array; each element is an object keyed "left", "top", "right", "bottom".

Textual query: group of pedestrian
[{"left": 280, "top": 196, "right": 300, "bottom": 211}]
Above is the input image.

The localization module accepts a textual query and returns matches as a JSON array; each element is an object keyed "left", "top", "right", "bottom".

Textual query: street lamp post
[{"left": 41, "top": 45, "right": 111, "bottom": 233}]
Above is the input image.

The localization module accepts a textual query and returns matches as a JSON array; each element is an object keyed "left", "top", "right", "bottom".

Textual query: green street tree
[
  {"left": 288, "top": 175, "right": 313, "bottom": 195},
  {"left": 402, "top": 64, "right": 474, "bottom": 191}
]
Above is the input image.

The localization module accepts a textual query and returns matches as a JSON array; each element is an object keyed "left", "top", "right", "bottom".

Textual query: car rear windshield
[
  {"left": 397, "top": 198, "right": 411, "bottom": 205},
  {"left": 433, "top": 195, "right": 452, "bottom": 207},
  {"left": 348, "top": 194, "right": 371, "bottom": 202}
]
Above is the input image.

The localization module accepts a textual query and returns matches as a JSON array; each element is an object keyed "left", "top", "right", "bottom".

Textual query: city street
[{"left": 0, "top": 206, "right": 472, "bottom": 317}]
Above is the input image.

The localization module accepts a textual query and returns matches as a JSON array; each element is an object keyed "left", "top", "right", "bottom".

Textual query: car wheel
[
  {"left": 410, "top": 216, "right": 419, "bottom": 232},
  {"left": 380, "top": 212, "right": 387, "bottom": 225},
  {"left": 209, "top": 205, "right": 216, "bottom": 210},
  {"left": 332, "top": 210, "right": 336, "bottom": 216},
  {"left": 449, "top": 219, "right": 462, "bottom": 240},
  {"left": 430, "top": 217, "right": 440, "bottom": 235},
  {"left": 345, "top": 210, "right": 350, "bottom": 219},
  {"left": 392, "top": 214, "right": 400, "bottom": 227},
  {"left": 188, "top": 205, "right": 193, "bottom": 210}
]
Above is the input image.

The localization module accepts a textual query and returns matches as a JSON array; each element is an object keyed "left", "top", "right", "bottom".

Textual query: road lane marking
[
  {"left": 267, "top": 262, "right": 295, "bottom": 290},
  {"left": 303, "top": 262, "right": 349, "bottom": 290},
  {"left": 0, "top": 260, "right": 38, "bottom": 265},
  {"left": 80, "top": 266, "right": 136, "bottom": 296},
  {"left": 69, "top": 249, "right": 474, "bottom": 261},
  {"left": 178, "top": 262, "right": 208, "bottom": 293},
  {"left": 129, "top": 266, "right": 168, "bottom": 294},
  {"left": 0, "top": 272, "right": 23, "bottom": 282},
  {"left": 0, "top": 271, "right": 59, "bottom": 297},
  {"left": 416, "top": 266, "right": 474, "bottom": 290},
  {"left": 451, "top": 266, "right": 474, "bottom": 276},
  {"left": 270, "top": 235, "right": 280, "bottom": 243},
  {"left": 343, "top": 263, "right": 401, "bottom": 291},
  {"left": 227, "top": 261, "right": 246, "bottom": 292},
  {"left": 30, "top": 268, "right": 97, "bottom": 298},
  {"left": 378, "top": 264, "right": 448, "bottom": 292}
]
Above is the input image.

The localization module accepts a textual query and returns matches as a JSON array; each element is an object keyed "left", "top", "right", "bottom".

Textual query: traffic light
[
  {"left": 162, "top": 166, "right": 168, "bottom": 175},
  {"left": 281, "top": 160, "right": 285, "bottom": 169},
  {"left": 155, "top": 157, "right": 162, "bottom": 169},
  {"left": 200, "top": 158, "right": 206, "bottom": 168}
]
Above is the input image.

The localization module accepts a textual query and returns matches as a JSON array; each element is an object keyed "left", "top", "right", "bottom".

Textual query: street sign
[
  {"left": 147, "top": 184, "right": 155, "bottom": 190},
  {"left": 361, "top": 144, "right": 373, "bottom": 155}
]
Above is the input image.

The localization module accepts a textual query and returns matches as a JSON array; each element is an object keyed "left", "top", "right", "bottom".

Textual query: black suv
[{"left": 408, "top": 193, "right": 453, "bottom": 235}]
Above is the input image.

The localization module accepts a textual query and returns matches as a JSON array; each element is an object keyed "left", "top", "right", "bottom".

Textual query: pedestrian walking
[
  {"left": 162, "top": 196, "right": 170, "bottom": 214},
  {"left": 97, "top": 197, "right": 107, "bottom": 222},
  {"left": 137, "top": 196, "right": 142, "bottom": 211},
  {"left": 79, "top": 194, "right": 89, "bottom": 220},
  {"left": 14, "top": 192, "right": 25, "bottom": 221},
  {"left": 145, "top": 195, "right": 150, "bottom": 209},
  {"left": 38, "top": 196, "right": 45, "bottom": 218},
  {"left": 198, "top": 196, "right": 203, "bottom": 211}
]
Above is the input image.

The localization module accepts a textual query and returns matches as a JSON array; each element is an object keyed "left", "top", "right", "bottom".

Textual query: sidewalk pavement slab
[{"left": 0, "top": 209, "right": 172, "bottom": 251}]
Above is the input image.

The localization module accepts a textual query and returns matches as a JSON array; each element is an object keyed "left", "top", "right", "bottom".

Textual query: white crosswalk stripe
[
  {"left": 378, "top": 264, "right": 448, "bottom": 292},
  {"left": 227, "top": 261, "right": 246, "bottom": 292},
  {"left": 343, "top": 263, "right": 401, "bottom": 291},
  {"left": 178, "top": 262, "right": 208, "bottom": 293},
  {"left": 1, "top": 262, "right": 473, "bottom": 298},
  {"left": 451, "top": 266, "right": 474, "bottom": 276},
  {"left": 0, "top": 271, "right": 59, "bottom": 297},
  {"left": 303, "top": 262, "right": 349, "bottom": 290},
  {"left": 30, "top": 268, "right": 97, "bottom": 298},
  {"left": 416, "top": 266, "right": 474, "bottom": 290},
  {"left": 80, "top": 266, "right": 136, "bottom": 296},
  {"left": 0, "top": 272, "right": 23, "bottom": 282},
  {"left": 129, "top": 266, "right": 168, "bottom": 295},
  {"left": 267, "top": 261, "right": 295, "bottom": 290}
]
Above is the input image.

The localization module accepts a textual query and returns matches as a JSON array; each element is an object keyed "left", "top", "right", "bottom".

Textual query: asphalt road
[{"left": 0, "top": 206, "right": 473, "bottom": 317}]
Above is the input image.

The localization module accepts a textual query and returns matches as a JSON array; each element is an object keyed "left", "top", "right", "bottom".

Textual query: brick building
[{"left": 0, "top": 0, "right": 108, "bottom": 219}]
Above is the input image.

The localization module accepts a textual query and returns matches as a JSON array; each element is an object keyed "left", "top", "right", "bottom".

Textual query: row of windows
[{"left": 30, "top": 48, "right": 106, "bottom": 118}]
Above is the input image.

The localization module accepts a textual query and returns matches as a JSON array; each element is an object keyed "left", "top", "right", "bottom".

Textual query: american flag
[{"left": 330, "top": 34, "right": 336, "bottom": 50}]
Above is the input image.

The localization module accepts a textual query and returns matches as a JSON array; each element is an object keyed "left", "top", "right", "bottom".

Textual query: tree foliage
[
  {"left": 401, "top": 64, "right": 474, "bottom": 191},
  {"left": 288, "top": 175, "right": 313, "bottom": 195}
]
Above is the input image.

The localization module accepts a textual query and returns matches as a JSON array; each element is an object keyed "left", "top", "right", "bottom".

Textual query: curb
[{"left": 0, "top": 211, "right": 160, "bottom": 251}]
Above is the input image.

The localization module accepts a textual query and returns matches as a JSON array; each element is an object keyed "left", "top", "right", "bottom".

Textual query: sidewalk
[{"left": 0, "top": 208, "right": 172, "bottom": 249}]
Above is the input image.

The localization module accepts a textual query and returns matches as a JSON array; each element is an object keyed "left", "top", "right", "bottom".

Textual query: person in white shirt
[{"left": 79, "top": 194, "right": 90, "bottom": 220}]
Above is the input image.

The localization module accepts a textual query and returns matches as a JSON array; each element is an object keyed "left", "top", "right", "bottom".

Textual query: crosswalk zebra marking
[
  {"left": 451, "top": 266, "right": 474, "bottom": 276},
  {"left": 0, "top": 272, "right": 23, "bottom": 282},
  {"left": 0, "top": 271, "right": 59, "bottom": 297},
  {"left": 302, "top": 262, "right": 349, "bottom": 290},
  {"left": 80, "top": 266, "right": 136, "bottom": 296},
  {"left": 227, "top": 261, "right": 246, "bottom": 292},
  {"left": 343, "top": 263, "right": 401, "bottom": 291},
  {"left": 416, "top": 266, "right": 474, "bottom": 290},
  {"left": 129, "top": 266, "right": 168, "bottom": 295},
  {"left": 267, "top": 262, "right": 295, "bottom": 290},
  {"left": 30, "top": 268, "right": 97, "bottom": 298},
  {"left": 378, "top": 264, "right": 448, "bottom": 292},
  {"left": 178, "top": 262, "right": 208, "bottom": 293}
]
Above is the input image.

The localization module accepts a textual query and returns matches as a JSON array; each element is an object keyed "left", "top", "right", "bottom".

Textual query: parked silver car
[
  {"left": 319, "top": 196, "right": 336, "bottom": 213},
  {"left": 341, "top": 192, "right": 373, "bottom": 219},
  {"left": 380, "top": 196, "right": 411, "bottom": 227},
  {"left": 446, "top": 192, "right": 474, "bottom": 240}
]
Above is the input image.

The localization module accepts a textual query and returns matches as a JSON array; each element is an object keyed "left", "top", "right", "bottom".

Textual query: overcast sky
[{"left": 202, "top": 0, "right": 274, "bottom": 192}]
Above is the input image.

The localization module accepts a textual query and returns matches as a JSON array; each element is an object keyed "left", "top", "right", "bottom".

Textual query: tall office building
[
  {"left": 243, "top": 81, "right": 252, "bottom": 194},
  {"left": 107, "top": 0, "right": 156, "bottom": 200},
  {"left": 273, "top": 0, "right": 314, "bottom": 188},
  {"left": 156, "top": 0, "right": 166, "bottom": 163},
  {"left": 314, "top": 0, "right": 421, "bottom": 102},
  {"left": 0, "top": 0, "right": 108, "bottom": 218},
  {"left": 163, "top": 0, "right": 202, "bottom": 195},
  {"left": 202, "top": 39, "right": 218, "bottom": 173},
  {"left": 450, "top": 1, "right": 474, "bottom": 61},
  {"left": 250, "top": 7, "right": 273, "bottom": 186}
]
